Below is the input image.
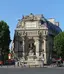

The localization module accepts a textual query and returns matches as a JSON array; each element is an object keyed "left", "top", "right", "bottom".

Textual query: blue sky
[{"left": 0, "top": 0, "right": 64, "bottom": 40}]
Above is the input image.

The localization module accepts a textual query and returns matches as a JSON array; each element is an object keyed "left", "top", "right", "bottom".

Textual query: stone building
[{"left": 14, "top": 13, "right": 61, "bottom": 65}]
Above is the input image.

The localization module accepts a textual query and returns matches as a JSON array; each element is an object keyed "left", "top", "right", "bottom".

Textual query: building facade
[{"left": 14, "top": 13, "right": 61, "bottom": 65}]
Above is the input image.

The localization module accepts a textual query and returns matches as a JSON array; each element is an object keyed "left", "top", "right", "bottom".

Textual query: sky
[{"left": 0, "top": 0, "right": 64, "bottom": 41}]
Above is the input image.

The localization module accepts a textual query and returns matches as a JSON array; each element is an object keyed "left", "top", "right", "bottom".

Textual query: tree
[
  {"left": 0, "top": 21, "right": 11, "bottom": 61},
  {"left": 54, "top": 32, "right": 64, "bottom": 59}
]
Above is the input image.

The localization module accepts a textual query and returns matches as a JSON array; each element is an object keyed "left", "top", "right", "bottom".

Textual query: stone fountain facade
[{"left": 13, "top": 13, "right": 61, "bottom": 66}]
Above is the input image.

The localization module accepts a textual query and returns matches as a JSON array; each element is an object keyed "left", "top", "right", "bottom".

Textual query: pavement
[
  {"left": 0, "top": 64, "right": 57, "bottom": 68},
  {"left": 0, "top": 66, "right": 64, "bottom": 74}
]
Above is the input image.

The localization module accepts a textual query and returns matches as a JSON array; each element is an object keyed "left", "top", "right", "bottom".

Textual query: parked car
[
  {"left": 0, "top": 61, "right": 3, "bottom": 65},
  {"left": 56, "top": 58, "right": 63, "bottom": 67},
  {"left": 4, "top": 59, "right": 15, "bottom": 65}
]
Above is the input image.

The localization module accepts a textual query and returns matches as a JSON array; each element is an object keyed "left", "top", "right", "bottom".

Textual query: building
[{"left": 14, "top": 13, "right": 61, "bottom": 65}]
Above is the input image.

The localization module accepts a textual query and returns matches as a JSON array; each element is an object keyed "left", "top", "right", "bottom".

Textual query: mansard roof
[
  {"left": 38, "top": 15, "right": 62, "bottom": 33},
  {"left": 46, "top": 20, "right": 62, "bottom": 33},
  {"left": 36, "top": 14, "right": 62, "bottom": 33}
]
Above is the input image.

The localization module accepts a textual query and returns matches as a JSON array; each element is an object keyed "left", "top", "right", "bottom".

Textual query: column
[
  {"left": 35, "top": 38, "right": 39, "bottom": 58},
  {"left": 22, "top": 37, "right": 25, "bottom": 57},
  {"left": 44, "top": 38, "right": 47, "bottom": 64},
  {"left": 17, "top": 33, "right": 19, "bottom": 58}
]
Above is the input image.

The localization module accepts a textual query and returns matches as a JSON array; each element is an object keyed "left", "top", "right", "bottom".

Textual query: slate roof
[
  {"left": 47, "top": 21, "right": 62, "bottom": 33},
  {"left": 41, "top": 16, "right": 62, "bottom": 34}
]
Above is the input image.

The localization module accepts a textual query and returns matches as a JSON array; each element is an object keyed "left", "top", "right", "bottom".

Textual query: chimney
[
  {"left": 55, "top": 22, "right": 59, "bottom": 26},
  {"left": 48, "top": 18, "right": 55, "bottom": 24}
]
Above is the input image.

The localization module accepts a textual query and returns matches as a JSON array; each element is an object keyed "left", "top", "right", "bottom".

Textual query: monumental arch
[{"left": 14, "top": 13, "right": 61, "bottom": 65}]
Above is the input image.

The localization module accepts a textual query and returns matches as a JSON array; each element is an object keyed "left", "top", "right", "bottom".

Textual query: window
[
  {"left": 45, "top": 31, "right": 46, "bottom": 34},
  {"left": 41, "top": 20, "right": 44, "bottom": 24}
]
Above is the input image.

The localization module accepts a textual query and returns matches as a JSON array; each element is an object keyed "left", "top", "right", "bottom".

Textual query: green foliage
[
  {"left": 0, "top": 20, "right": 11, "bottom": 60},
  {"left": 54, "top": 32, "right": 64, "bottom": 58}
]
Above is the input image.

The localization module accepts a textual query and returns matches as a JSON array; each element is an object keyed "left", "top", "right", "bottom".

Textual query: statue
[{"left": 29, "top": 50, "right": 34, "bottom": 56}]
